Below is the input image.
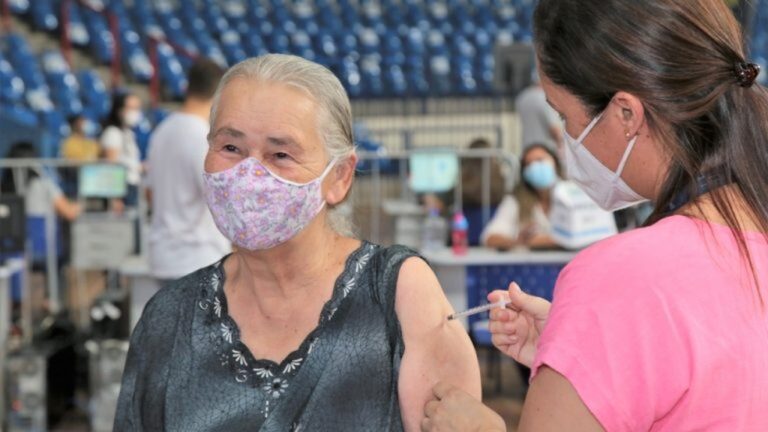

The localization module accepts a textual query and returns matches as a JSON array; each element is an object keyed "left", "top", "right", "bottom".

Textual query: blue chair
[
  {"left": 30, "top": 0, "right": 58, "bottom": 31},
  {"left": 221, "top": 30, "right": 247, "bottom": 65},
  {"left": 82, "top": 8, "right": 115, "bottom": 64},
  {"left": 66, "top": 2, "right": 90, "bottom": 47},
  {"left": 429, "top": 55, "right": 452, "bottom": 96},
  {"left": 8, "top": 0, "right": 30, "bottom": 14},
  {"left": 0, "top": 58, "right": 25, "bottom": 105}
]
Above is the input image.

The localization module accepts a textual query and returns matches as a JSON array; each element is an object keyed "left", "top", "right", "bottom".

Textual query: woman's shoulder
[
  {"left": 557, "top": 216, "right": 705, "bottom": 298},
  {"left": 372, "top": 242, "right": 420, "bottom": 264},
  {"left": 100, "top": 125, "right": 123, "bottom": 145}
]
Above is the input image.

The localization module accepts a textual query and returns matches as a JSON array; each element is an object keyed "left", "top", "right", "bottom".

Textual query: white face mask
[
  {"left": 563, "top": 112, "right": 649, "bottom": 212},
  {"left": 123, "top": 109, "right": 142, "bottom": 127}
]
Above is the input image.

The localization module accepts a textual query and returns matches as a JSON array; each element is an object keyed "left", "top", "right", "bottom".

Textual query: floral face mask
[{"left": 203, "top": 157, "right": 338, "bottom": 250}]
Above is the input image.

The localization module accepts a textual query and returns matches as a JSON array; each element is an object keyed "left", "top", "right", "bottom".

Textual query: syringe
[{"left": 447, "top": 299, "right": 510, "bottom": 320}]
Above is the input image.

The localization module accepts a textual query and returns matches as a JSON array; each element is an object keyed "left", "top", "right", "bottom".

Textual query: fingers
[
  {"left": 506, "top": 282, "right": 551, "bottom": 319},
  {"left": 431, "top": 380, "right": 454, "bottom": 400},
  {"left": 487, "top": 289, "right": 510, "bottom": 304}
]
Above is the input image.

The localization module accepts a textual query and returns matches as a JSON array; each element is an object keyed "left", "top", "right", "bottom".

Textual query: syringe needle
[{"left": 447, "top": 300, "right": 510, "bottom": 320}]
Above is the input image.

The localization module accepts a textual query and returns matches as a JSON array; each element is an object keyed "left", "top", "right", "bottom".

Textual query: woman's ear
[
  {"left": 325, "top": 153, "right": 357, "bottom": 206},
  {"left": 611, "top": 91, "right": 646, "bottom": 138}
]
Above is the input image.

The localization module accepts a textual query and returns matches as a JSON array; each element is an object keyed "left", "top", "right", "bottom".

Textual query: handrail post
[
  {"left": 61, "top": 0, "right": 72, "bottom": 67},
  {"left": 107, "top": 11, "right": 121, "bottom": 89}
]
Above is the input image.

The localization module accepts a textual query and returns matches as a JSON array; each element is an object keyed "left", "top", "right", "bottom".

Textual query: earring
[{"left": 625, "top": 131, "right": 631, "bottom": 138}]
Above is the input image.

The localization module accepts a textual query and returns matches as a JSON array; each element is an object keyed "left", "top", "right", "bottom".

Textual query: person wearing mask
[
  {"left": 423, "top": 1, "right": 768, "bottom": 430},
  {"left": 100, "top": 92, "right": 143, "bottom": 207},
  {"left": 146, "top": 58, "right": 230, "bottom": 283},
  {"left": 481, "top": 143, "right": 561, "bottom": 251},
  {"left": 115, "top": 54, "right": 480, "bottom": 431}
]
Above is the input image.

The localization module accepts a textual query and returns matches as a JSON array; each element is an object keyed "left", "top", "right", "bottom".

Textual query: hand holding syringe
[{"left": 449, "top": 282, "right": 551, "bottom": 368}]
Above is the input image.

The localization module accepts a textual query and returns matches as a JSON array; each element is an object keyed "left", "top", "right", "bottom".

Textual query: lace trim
[{"left": 198, "top": 242, "right": 375, "bottom": 399}]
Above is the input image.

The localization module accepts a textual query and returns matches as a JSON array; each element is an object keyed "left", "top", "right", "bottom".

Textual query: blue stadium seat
[
  {"left": 0, "top": 54, "right": 25, "bottom": 105},
  {"left": 66, "top": 2, "right": 91, "bottom": 47},
  {"left": 156, "top": 43, "right": 187, "bottom": 99},
  {"left": 8, "top": 0, "right": 30, "bottom": 14},
  {"left": 7, "top": 0, "right": 549, "bottom": 99},
  {"left": 0, "top": 105, "right": 38, "bottom": 127},
  {"left": 30, "top": 0, "right": 58, "bottom": 31},
  {"left": 81, "top": 8, "right": 114, "bottom": 64},
  {"left": 221, "top": 30, "right": 247, "bottom": 65}
]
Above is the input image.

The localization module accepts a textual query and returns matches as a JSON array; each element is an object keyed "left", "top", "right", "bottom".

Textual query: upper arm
[
  {"left": 519, "top": 367, "right": 604, "bottom": 432},
  {"left": 481, "top": 195, "right": 519, "bottom": 244},
  {"left": 395, "top": 257, "right": 481, "bottom": 432}
]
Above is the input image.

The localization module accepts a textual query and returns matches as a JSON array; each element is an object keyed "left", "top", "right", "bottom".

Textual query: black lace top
[{"left": 114, "top": 242, "right": 419, "bottom": 431}]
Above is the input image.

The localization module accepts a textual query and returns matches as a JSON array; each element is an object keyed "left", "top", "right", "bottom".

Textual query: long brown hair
[{"left": 534, "top": 0, "right": 768, "bottom": 300}]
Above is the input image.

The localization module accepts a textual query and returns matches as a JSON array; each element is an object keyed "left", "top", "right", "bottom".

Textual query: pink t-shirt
[{"left": 532, "top": 215, "right": 768, "bottom": 431}]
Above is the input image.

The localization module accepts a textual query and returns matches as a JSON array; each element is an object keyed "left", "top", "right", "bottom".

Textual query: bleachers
[
  {"left": 6, "top": 0, "right": 537, "bottom": 102},
  {"left": 3, "top": 0, "right": 763, "bottom": 152}
]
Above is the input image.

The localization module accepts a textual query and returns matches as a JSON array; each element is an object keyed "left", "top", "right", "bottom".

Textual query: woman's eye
[
  {"left": 274, "top": 152, "right": 290, "bottom": 160},
  {"left": 223, "top": 144, "right": 239, "bottom": 153}
]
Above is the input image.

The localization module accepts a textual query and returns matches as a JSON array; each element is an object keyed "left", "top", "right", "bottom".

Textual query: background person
[
  {"left": 61, "top": 115, "right": 100, "bottom": 162},
  {"left": 515, "top": 72, "right": 562, "bottom": 152},
  {"left": 481, "top": 143, "right": 562, "bottom": 251},
  {"left": 146, "top": 58, "right": 230, "bottom": 283},
  {"left": 100, "top": 91, "right": 143, "bottom": 208}
]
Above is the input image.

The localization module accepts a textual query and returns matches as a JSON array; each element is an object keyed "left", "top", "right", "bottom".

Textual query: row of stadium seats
[{"left": 7, "top": 0, "right": 536, "bottom": 99}]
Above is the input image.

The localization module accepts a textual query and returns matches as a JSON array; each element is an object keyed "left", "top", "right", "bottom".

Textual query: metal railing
[{"left": 354, "top": 148, "right": 519, "bottom": 244}]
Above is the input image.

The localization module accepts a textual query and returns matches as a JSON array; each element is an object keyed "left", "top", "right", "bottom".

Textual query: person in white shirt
[
  {"left": 515, "top": 77, "right": 563, "bottom": 152},
  {"left": 1, "top": 142, "right": 82, "bottom": 223},
  {"left": 146, "top": 59, "right": 230, "bottom": 281},
  {"left": 481, "top": 143, "right": 562, "bottom": 250},
  {"left": 100, "top": 92, "right": 143, "bottom": 208}
]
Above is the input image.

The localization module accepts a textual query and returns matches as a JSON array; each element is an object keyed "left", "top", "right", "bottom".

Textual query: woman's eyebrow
[
  {"left": 209, "top": 126, "right": 246, "bottom": 141},
  {"left": 267, "top": 136, "right": 304, "bottom": 153}
]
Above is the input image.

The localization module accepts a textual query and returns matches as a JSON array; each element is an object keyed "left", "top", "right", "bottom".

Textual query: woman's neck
[
  {"left": 226, "top": 217, "right": 349, "bottom": 301},
  {"left": 680, "top": 185, "right": 764, "bottom": 233},
  {"left": 537, "top": 188, "right": 552, "bottom": 212}
]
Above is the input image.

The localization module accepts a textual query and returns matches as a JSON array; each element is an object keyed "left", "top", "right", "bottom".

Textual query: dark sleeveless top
[{"left": 114, "top": 242, "right": 418, "bottom": 431}]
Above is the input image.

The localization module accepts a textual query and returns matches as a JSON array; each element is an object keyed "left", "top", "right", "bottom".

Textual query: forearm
[{"left": 485, "top": 234, "right": 517, "bottom": 250}]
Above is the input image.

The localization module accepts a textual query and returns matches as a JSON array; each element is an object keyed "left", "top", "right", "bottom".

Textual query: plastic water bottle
[
  {"left": 422, "top": 208, "right": 447, "bottom": 252},
  {"left": 451, "top": 211, "right": 469, "bottom": 255}
]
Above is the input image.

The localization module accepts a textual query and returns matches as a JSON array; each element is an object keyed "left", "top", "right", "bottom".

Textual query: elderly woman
[{"left": 114, "top": 54, "right": 480, "bottom": 431}]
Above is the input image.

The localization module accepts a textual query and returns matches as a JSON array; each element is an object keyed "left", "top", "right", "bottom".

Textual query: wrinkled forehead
[{"left": 211, "top": 78, "right": 328, "bottom": 156}]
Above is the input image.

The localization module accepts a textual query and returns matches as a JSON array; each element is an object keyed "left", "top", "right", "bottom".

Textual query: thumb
[{"left": 506, "top": 282, "right": 549, "bottom": 319}]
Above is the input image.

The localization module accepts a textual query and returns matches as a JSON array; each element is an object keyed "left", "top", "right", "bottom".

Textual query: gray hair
[{"left": 210, "top": 54, "right": 356, "bottom": 236}]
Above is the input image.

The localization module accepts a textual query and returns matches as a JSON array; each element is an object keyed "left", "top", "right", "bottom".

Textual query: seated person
[
  {"left": 424, "top": 137, "right": 507, "bottom": 214},
  {"left": 114, "top": 54, "right": 480, "bottom": 431},
  {"left": 61, "top": 115, "right": 100, "bottom": 162},
  {"left": 481, "top": 143, "right": 562, "bottom": 250}
]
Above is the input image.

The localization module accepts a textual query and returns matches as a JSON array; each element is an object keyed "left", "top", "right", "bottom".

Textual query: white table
[{"left": 420, "top": 247, "right": 577, "bottom": 327}]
